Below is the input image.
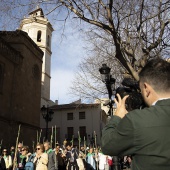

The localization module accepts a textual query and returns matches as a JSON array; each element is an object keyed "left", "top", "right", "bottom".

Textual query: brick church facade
[{"left": 0, "top": 30, "right": 43, "bottom": 148}]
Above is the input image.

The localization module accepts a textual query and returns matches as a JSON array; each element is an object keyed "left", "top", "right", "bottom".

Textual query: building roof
[
  {"left": 29, "top": 7, "right": 44, "bottom": 17},
  {"left": 50, "top": 103, "right": 100, "bottom": 111},
  {"left": 0, "top": 36, "right": 23, "bottom": 64},
  {"left": 0, "top": 30, "right": 44, "bottom": 56}
]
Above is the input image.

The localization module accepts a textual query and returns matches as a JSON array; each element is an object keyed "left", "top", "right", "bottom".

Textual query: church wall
[
  {"left": 0, "top": 53, "right": 15, "bottom": 119},
  {"left": 11, "top": 44, "right": 41, "bottom": 126},
  {"left": 0, "top": 31, "right": 43, "bottom": 148}
]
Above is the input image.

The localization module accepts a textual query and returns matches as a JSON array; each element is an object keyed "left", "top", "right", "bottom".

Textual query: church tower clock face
[{"left": 20, "top": 7, "right": 54, "bottom": 106}]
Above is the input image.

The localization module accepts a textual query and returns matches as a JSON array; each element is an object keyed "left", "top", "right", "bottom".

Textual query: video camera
[{"left": 115, "top": 78, "right": 145, "bottom": 111}]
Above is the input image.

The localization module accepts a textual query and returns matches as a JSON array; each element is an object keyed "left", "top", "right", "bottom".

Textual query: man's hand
[{"left": 113, "top": 93, "right": 129, "bottom": 118}]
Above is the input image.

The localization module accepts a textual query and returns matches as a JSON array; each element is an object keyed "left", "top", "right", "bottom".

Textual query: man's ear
[{"left": 143, "top": 83, "right": 151, "bottom": 98}]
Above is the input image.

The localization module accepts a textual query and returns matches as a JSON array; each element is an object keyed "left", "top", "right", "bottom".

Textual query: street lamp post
[
  {"left": 41, "top": 105, "right": 54, "bottom": 141},
  {"left": 99, "top": 64, "right": 121, "bottom": 170},
  {"left": 99, "top": 64, "right": 116, "bottom": 115}
]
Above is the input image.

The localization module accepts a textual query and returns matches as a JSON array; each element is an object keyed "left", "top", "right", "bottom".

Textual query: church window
[{"left": 37, "top": 30, "right": 42, "bottom": 42}]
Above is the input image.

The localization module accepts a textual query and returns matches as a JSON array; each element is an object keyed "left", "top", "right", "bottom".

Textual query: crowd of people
[{"left": 0, "top": 141, "right": 131, "bottom": 170}]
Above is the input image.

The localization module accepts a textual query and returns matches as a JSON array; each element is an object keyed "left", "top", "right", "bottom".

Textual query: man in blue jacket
[{"left": 101, "top": 58, "right": 170, "bottom": 170}]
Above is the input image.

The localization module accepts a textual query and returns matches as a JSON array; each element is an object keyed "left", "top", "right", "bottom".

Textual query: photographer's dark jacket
[{"left": 101, "top": 99, "right": 170, "bottom": 170}]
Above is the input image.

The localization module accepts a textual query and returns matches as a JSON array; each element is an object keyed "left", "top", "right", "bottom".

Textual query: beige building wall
[{"left": 40, "top": 103, "right": 106, "bottom": 147}]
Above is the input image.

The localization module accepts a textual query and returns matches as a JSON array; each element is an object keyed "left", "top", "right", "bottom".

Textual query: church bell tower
[{"left": 20, "top": 7, "right": 54, "bottom": 106}]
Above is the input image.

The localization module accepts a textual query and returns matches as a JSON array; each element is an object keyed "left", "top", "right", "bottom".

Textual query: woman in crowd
[
  {"left": 2, "top": 148, "right": 12, "bottom": 170},
  {"left": 55, "top": 145, "right": 66, "bottom": 170},
  {"left": 17, "top": 146, "right": 29, "bottom": 170},
  {"left": 33, "top": 143, "right": 48, "bottom": 170},
  {"left": 98, "top": 151, "right": 108, "bottom": 170},
  {"left": 86, "top": 148, "right": 96, "bottom": 170}
]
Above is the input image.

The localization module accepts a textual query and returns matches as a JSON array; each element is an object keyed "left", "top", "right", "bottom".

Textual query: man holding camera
[{"left": 101, "top": 58, "right": 170, "bottom": 170}]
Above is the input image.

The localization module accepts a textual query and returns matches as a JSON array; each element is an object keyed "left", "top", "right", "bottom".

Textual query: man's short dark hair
[
  {"left": 65, "top": 142, "right": 72, "bottom": 147},
  {"left": 139, "top": 58, "right": 170, "bottom": 93}
]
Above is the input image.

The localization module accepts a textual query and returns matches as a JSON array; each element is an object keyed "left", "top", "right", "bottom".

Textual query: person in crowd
[
  {"left": 0, "top": 154, "right": 6, "bottom": 170},
  {"left": 98, "top": 151, "right": 108, "bottom": 170},
  {"left": 55, "top": 144, "right": 66, "bottom": 170},
  {"left": 12, "top": 143, "right": 23, "bottom": 169},
  {"left": 33, "top": 143, "right": 48, "bottom": 170},
  {"left": 107, "top": 156, "right": 113, "bottom": 170},
  {"left": 101, "top": 58, "right": 170, "bottom": 170},
  {"left": 44, "top": 142, "right": 53, "bottom": 154},
  {"left": 65, "top": 142, "right": 79, "bottom": 170},
  {"left": 86, "top": 147, "right": 90, "bottom": 154},
  {"left": 62, "top": 140, "right": 67, "bottom": 151},
  {"left": 9, "top": 146, "right": 15, "bottom": 170},
  {"left": 48, "top": 145, "right": 66, "bottom": 170},
  {"left": 61, "top": 146, "right": 68, "bottom": 169},
  {"left": 24, "top": 147, "right": 35, "bottom": 170},
  {"left": 47, "top": 145, "right": 58, "bottom": 170},
  {"left": 9, "top": 146, "right": 15, "bottom": 163},
  {"left": 17, "top": 143, "right": 23, "bottom": 155},
  {"left": 2, "top": 148, "right": 12, "bottom": 170},
  {"left": 14, "top": 142, "right": 23, "bottom": 168},
  {"left": 123, "top": 156, "right": 131, "bottom": 169},
  {"left": 17, "top": 146, "right": 29, "bottom": 170},
  {"left": 86, "top": 147, "right": 96, "bottom": 170},
  {"left": 79, "top": 145, "right": 87, "bottom": 169},
  {"left": 80, "top": 145, "right": 86, "bottom": 156}
]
